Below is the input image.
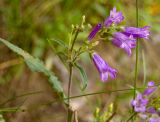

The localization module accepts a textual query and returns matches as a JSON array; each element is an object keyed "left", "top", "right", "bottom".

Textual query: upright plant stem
[
  {"left": 134, "top": 0, "right": 139, "bottom": 98},
  {"left": 68, "top": 64, "right": 73, "bottom": 106},
  {"left": 67, "top": 28, "right": 79, "bottom": 122},
  {"left": 67, "top": 64, "right": 73, "bottom": 122},
  {"left": 134, "top": 0, "right": 139, "bottom": 101},
  {"left": 132, "top": 0, "right": 139, "bottom": 121}
]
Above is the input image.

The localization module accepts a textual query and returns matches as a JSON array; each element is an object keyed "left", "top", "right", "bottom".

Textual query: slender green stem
[
  {"left": 134, "top": 0, "right": 139, "bottom": 99},
  {"left": 67, "top": 64, "right": 73, "bottom": 122},
  {"left": 0, "top": 91, "right": 42, "bottom": 106},
  {"left": 67, "top": 27, "right": 80, "bottom": 122},
  {"left": 0, "top": 107, "right": 19, "bottom": 112},
  {"left": 68, "top": 64, "right": 73, "bottom": 105},
  {"left": 132, "top": 0, "right": 139, "bottom": 121},
  {"left": 26, "top": 83, "right": 160, "bottom": 112},
  {"left": 126, "top": 112, "right": 137, "bottom": 122},
  {"left": 70, "top": 29, "right": 79, "bottom": 51}
]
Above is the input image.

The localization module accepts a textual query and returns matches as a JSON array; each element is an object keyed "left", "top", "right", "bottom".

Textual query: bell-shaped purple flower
[
  {"left": 123, "top": 26, "right": 150, "bottom": 39},
  {"left": 92, "top": 52, "right": 117, "bottom": 82},
  {"left": 88, "top": 23, "right": 102, "bottom": 41},
  {"left": 143, "top": 81, "right": 156, "bottom": 96},
  {"left": 104, "top": 7, "right": 124, "bottom": 27},
  {"left": 112, "top": 32, "right": 136, "bottom": 56},
  {"left": 131, "top": 93, "right": 148, "bottom": 113}
]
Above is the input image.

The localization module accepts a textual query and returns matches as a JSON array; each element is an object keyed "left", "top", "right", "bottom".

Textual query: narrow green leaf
[
  {"left": 0, "top": 38, "right": 66, "bottom": 102},
  {"left": 75, "top": 63, "right": 88, "bottom": 90}
]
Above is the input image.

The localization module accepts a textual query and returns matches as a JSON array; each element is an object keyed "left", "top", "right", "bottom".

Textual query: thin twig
[
  {"left": 0, "top": 91, "right": 43, "bottom": 106},
  {"left": 126, "top": 112, "right": 137, "bottom": 122}
]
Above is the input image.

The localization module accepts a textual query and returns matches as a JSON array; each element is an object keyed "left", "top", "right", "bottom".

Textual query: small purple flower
[
  {"left": 88, "top": 23, "right": 102, "bottom": 41},
  {"left": 123, "top": 26, "right": 150, "bottom": 39},
  {"left": 112, "top": 32, "right": 136, "bottom": 56},
  {"left": 149, "top": 118, "right": 160, "bottom": 122},
  {"left": 147, "top": 107, "right": 157, "bottom": 114},
  {"left": 104, "top": 7, "right": 124, "bottom": 27},
  {"left": 92, "top": 52, "right": 117, "bottom": 82},
  {"left": 131, "top": 93, "right": 148, "bottom": 113},
  {"left": 143, "top": 81, "right": 156, "bottom": 96}
]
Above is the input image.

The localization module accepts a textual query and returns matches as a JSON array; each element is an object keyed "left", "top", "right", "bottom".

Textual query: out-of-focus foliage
[
  {"left": 0, "top": 114, "right": 5, "bottom": 122},
  {"left": 93, "top": 103, "right": 115, "bottom": 122}
]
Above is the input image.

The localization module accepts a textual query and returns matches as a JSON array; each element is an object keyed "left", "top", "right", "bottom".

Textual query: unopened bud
[
  {"left": 82, "top": 15, "right": 86, "bottom": 24},
  {"left": 109, "top": 103, "right": 114, "bottom": 112}
]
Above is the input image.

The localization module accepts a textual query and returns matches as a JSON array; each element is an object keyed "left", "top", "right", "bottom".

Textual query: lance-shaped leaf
[
  {"left": 75, "top": 63, "right": 88, "bottom": 90},
  {"left": 0, "top": 38, "right": 66, "bottom": 102}
]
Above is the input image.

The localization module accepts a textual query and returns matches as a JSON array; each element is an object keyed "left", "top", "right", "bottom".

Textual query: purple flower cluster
[
  {"left": 88, "top": 7, "right": 150, "bottom": 82},
  {"left": 88, "top": 7, "right": 124, "bottom": 40},
  {"left": 131, "top": 93, "right": 148, "bottom": 113},
  {"left": 131, "top": 81, "right": 160, "bottom": 122},
  {"left": 88, "top": 6, "right": 150, "bottom": 55}
]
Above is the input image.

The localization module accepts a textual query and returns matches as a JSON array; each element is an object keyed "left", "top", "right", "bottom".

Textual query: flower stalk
[
  {"left": 132, "top": 0, "right": 139, "bottom": 121},
  {"left": 67, "top": 23, "right": 81, "bottom": 122}
]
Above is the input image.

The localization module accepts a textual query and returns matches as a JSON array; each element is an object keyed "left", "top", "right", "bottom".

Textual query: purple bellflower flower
[
  {"left": 123, "top": 26, "right": 150, "bottom": 39},
  {"left": 104, "top": 7, "right": 124, "bottom": 27},
  {"left": 143, "top": 81, "right": 156, "bottom": 96},
  {"left": 112, "top": 32, "right": 136, "bottom": 56},
  {"left": 88, "top": 23, "right": 102, "bottom": 41},
  {"left": 92, "top": 52, "right": 117, "bottom": 82},
  {"left": 149, "top": 118, "right": 160, "bottom": 122},
  {"left": 131, "top": 93, "right": 148, "bottom": 113}
]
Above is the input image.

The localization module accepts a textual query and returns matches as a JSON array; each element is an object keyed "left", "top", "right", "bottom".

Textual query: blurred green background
[{"left": 0, "top": 0, "right": 160, "bottom": 121}]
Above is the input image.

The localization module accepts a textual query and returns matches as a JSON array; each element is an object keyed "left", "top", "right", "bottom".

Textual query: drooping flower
[
  {"left": 92, "top": 52, "right": 117, "bottom": 82},
  {"left": 123, "top": 26, "right": 150, "bottom": 39},
  {"left": 149, "top": 118, "right": 160, "bottom": 122},
  {"left": 131, "top": 93, "right": 148, "bottom": 113},
  {"left": 143, "top": 81, "right": 156, "bottom": 96},
  {"left": 88, "top": 23, "right": 102, "bottom": 41},
  {"left": 104, "top": 7, "right": 124, "bottom": 27},
  {"left": 112, "top": 32, "right": 136, "bottom": 56}
]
